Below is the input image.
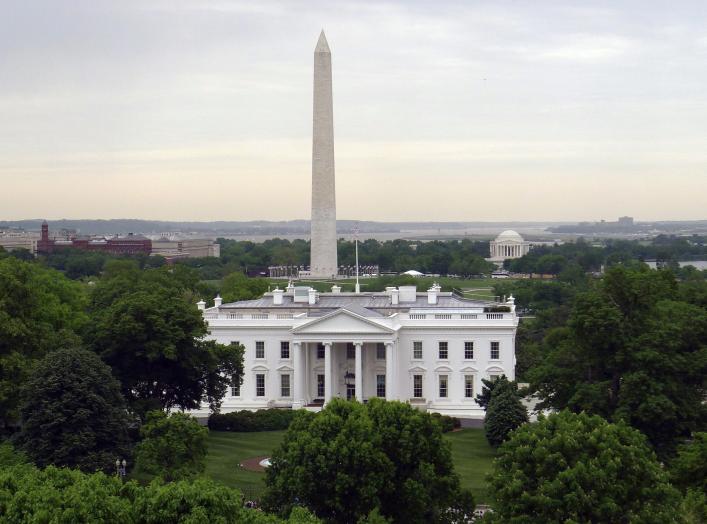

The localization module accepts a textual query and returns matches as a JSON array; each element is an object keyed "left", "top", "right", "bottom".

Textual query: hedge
[
  {"left": 430, "top": 413, "right": 462, "bottom": 433},
  {"left": 208, "top": 409, "right": 298, "bottom": 432}
]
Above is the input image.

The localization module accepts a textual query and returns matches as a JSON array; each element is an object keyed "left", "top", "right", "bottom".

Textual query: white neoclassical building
[
  {"left": 194, "top": 284, "right": 518, "bottom": 419},
  {"left": 488, "top": 230, "right": 532, "bottom": 262}
]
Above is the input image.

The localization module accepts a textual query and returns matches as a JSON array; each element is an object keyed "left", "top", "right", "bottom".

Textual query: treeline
[{"left": 505, "top": 235, "right": 707, "bottom": 275}]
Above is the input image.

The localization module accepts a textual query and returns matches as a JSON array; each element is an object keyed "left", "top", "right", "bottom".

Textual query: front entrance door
[{"left": 346, "top": 383, "right": 355, "bottom": 400}]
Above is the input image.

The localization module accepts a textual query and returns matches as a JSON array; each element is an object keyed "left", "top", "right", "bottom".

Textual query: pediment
[{"left": 292, "top": 308, "right": 394, "bottom": 335}]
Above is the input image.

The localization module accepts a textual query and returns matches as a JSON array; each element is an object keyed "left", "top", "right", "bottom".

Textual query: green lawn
[{"left": 205, "top": 428, "right": 495, "bottom": 502}]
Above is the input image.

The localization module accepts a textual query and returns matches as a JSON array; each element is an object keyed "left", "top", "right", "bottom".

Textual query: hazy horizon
[{"left": 2, "top": 1, "right": 706, "bottom": 221}]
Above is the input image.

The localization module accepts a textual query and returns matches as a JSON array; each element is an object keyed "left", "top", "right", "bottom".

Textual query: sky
[{"left": 1, "top": 0, "right": 706, "bottom": 222}]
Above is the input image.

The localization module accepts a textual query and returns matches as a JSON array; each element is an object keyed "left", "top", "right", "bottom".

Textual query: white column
[
  {"left": 354, "top": 342, "right": 363, "bottom": 401},
  {"left": 324, "top": 342, "right": 333, "bottom": 403},
  {"left": 385, "top": 341, "right": 395, "bottom": 400},
  {"left": 293, "top": 342, "right": 304, "bottom": 409}
]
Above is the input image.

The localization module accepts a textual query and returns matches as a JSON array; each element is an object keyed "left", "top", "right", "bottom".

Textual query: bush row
[
  {"left": 209, "top": 409, "right": 298, "bottom": 432},
  {"left": 431, "top": 413, "right": 462, "bottom": 433}
]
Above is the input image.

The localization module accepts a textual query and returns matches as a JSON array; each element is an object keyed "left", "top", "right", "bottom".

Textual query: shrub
[
  {"left": 430, "top": 413, "right": 461, "bottom": 433},
  {"left": 209, "top": 409, "right": 298, "bottom": 432}
]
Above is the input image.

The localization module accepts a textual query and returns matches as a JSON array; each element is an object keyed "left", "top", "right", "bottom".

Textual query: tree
[
  {"left": 221, "top": 271, "right": 270, "bottom": 302},
  {"left": 484, "top": 383, "right": 528, "bottom": 448},
  {"left": 487, "top": 411, "right": 680, "bottom": 523},
  {"left": 15, "top": 346, "right": 130, "bottom": 473},
  {"left": 87, "top": 264, "right": 244, "bottom": 415},
  {"left": 135, "top": 410, "right": 208, "bottom": 482},
  {"left": 529, "top": 266, "right": 707, "bottom": 455},
  {"left": 263, "top": 398, "right": 471, "bottom": 524},
  {"left": 475, "top": 376, "right": 512, "bottom": 411},
  {"left": 0, "top": 257, "right": 87, "bottom": 428},
  {"left": 670, "top": 433, "right": 707, "bottom": 493}
]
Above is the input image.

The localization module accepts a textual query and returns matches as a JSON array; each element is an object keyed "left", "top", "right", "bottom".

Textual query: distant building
[
  {"left": 0, "top": 229, "right": 38, "bottom": 253},
  {"left": 36, "top": 222, "right": 152, "bottom": 255},
  {"left": 150, "top": 237, "right": 220, "bottom": 260},
  {"left": 488, "top": 230, "right": 531, "bottom": 262},
  {"left": 618, "top": 216, "right": 634, "bottom": 227}
]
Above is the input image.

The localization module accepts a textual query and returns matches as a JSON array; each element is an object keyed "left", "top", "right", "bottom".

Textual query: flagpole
[{"left": 354, "top": 224, "right": 360, "bottom": 294}]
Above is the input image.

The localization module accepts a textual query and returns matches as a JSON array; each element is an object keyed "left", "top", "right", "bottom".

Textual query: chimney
[
  {"left": 196, "top": 300, "right": 206, "bottom": 311},
  {"left": 398, "top": 286, "right": 417, "bottom": 303},
  {"left": 427, "top": 286, "right": 438, "bottom": 305},
  {"left": 331, "top": 285, "right": 341, "bottom": 293},
  {"left": 308, "top": 288, "right": 317, "bottom": 305},
  {"left": 391, "top": 288, "right": 399, "bottom": 305},
  {"left": 214, "top": 295, "right": 223, "bottom": 307},
  {"left": 273, "top": 288, "right": 284, "bottom": 305}
]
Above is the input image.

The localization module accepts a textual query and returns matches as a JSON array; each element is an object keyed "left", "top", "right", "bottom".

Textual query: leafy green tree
[
  {"left": 670, "top": 433, "right": 707, "bottom": 493},
  {"left": 484, "top": 383, "right": 528, "bottom": 448},
  {"left": 135, "top": 410, "right": 208, "bottom": 482},
  {"left": 487, "top": 411, "right": 680, "bottom": 523},
  {"left": 15, "top": 346, "right": 131, "bottom": 473},
  {"left": 0, "top": 257, "right": 87, "bottom": 428},
  {"left": 87, "top": 263, "right": 244, "bottom": 415},
  {"left": 221, "top": 271, "right": 270, "bottom": 302},
  {"left": 529, "top": 266, "right": 707, "bottom": 455},
  {"left": 475, "top": 376, "right": 512, "bottom": 411},
  {"left": 263, "top": 398, "right": 471, "bottom": 524}
]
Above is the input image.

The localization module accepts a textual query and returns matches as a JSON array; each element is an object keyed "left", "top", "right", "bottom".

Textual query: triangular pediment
[{"left": 292, "top": 308, "right": 394, "bottom": 334}]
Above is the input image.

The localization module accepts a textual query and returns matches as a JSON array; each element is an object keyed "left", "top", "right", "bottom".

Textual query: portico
[{"left": 291, "top": 308, "right": 398, "bottom": 408}]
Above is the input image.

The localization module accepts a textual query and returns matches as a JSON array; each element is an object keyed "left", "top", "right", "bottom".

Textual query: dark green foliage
[
  {"left": 87, "top": 263, "right": 244, "bottom": 415},
  {"left": 0, "top": 441, "right": 28, "bottom": 467},
  {"left": 220, "top": 271, "right": 270, "bottom": 302},
  {"left": 263, "top": 398, "right": 466, "bottom": 524},
  {"left": 0, "top": 462, "right": 320, "bottom": 523},
  {"left": 15, "top": 346, "right": 130, "bottom": 473},
  {"left": 135, "top": 411, "right": 208, "bottom": 482},
  {"left": 529, "top": 266, "right": 707, "bottom": 455},
  {"left": 0, "top": 257, "right": 87, "bottom": 428},
  {"left": 670, "top": 433, "right": 707, "bottom": 493},
  {"left": 208, "top": 409, "right": 298, "bottom": 432},
  {"left": 475, "top": 376, "right": 512, "bottom": 411},
  {"left": 487, "top": 411, "right": 680, "bottom": 523},
  {"left": 430, "top": 412, "right": 462, "bottom": 433},
  {"left": 484, "top": 382, "right": 528, "bottom": 448}
]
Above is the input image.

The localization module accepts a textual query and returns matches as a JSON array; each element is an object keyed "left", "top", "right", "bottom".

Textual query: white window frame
[
  {"left": 438, "top": 374, "right": 448, "bottom": 399},
  {"left": 464, "top": 375, "right": 474, "bottom": 399},
  {"left": 255, "top": 341, "right": 265, "bottom": 359},
  {"left": 464, "top": 341, "right": 474, "bottom": 360},
  {"left": 413, "top": 374, "right": 423, "bottom": 398},
  {"left": 255, "top": 373, "right": 266, "bottom": 397},
  {"left": 490, "top": 341, "right": 500, "bottom": 360},
  {"left": 438, "top": 341, "right": 448, "bottom": 360},
  {"left": 376, "top": 374, "right": 386, "bottom": 398},
  {"left": 376, "top": 343, "right": 386, "bottom": 360},
  {"left": 413, "top": 341, "right": 423, "bottom": 360},
  {"left": 280, "top": 373, "right": 291, "bottom": 398},
  {"left": 280, "top": 341, "right": 290, "bottom": 360}
]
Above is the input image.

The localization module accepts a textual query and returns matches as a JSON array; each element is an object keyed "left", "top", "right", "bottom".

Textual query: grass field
[{"left": 205, "top": 428, "right": 495, "bottom": 502}]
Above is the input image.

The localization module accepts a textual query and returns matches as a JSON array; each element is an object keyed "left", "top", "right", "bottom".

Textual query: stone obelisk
[{"left": 309, "top": 30, "right": 337, "bottom": 279}]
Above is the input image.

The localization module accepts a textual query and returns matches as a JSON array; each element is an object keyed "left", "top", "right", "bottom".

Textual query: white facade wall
[{"left": 196, "top": 292, "right": 518, "bottom": 419}]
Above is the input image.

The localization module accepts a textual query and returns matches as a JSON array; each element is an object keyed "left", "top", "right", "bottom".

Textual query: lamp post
[{"left": 115, "top": 458, "right": 127, "bottom": 480}]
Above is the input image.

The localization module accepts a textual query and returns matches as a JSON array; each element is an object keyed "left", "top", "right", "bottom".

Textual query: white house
[{"left": 194, "top": 284, "right": 518, "bottom": 419}]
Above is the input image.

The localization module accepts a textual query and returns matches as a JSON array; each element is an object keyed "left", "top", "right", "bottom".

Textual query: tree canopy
[
  {"left": 0, "top": 257, "right": 87, "bottom": 428},
  {"left": 483, "top": 381, "right": 528, "bottom": 448},
  {"left": 263, "top": 398, "right": 472, "bottom": 523},
  {"left": 528, "top": 266, "right": 707, "bottom": 455},
  {"left": 86, "top": 263, "right": 244, "bottom": 415},
  {"left": 135, "top": 410, "right": 208, "bottom": 482},
  {"left": 487, "top": 410, "right": 680, "bottom": 523},
  {"left": 15, "top": 345, "right": 130, "bottom": 473}
]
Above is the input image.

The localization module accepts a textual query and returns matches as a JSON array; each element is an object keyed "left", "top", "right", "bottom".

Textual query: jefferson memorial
[{"left": 193, "top": 33, "right": 518, "bottom": 419}]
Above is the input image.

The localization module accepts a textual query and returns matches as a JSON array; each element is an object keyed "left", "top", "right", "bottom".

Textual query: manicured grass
[
  {"left": 205, "top": 430, "right": 285, "bottom": 499},
  {"left": 205, "top": 428, "right": 495, "bottom": 502},
  {"left": 445, "top": 429, "right": 496, "bottom": 502}
]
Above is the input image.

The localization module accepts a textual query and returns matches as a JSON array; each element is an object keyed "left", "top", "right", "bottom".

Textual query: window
[
  {"left": 413, "top": 375, "right": 423, "bottom": 398},
  {"left": 490, "top": 341, "right": 500, "bottom": 360},
  {"left": 255, "top": 374, "right": 265, "bottom": 397},
  {"left": 280, "top": 374, "right": 291, "bottom": 397},
  {"left": 376, "top": 343, "right": 386, "bottom": 360},
  {"left": 376, "top": 374, "right": 386, "bottom": 397},
  {"left": 489, "top": 374, "right": 500, "bottom": 382},
  {"left": 317, "top": 374, "right": 325, "bottom": 397},
  {"left": 413, "top": 341, "right": 423, "bottom": 360},
  {"left": 280, "top": 341, "right": 290, "bottom": 359},
  {"left": 464, "top": 375, "right": 474, "bottom": 398},
  {"left": 230, "top": 376, "right": 241, "bottom": 397},
  {"left": 439, "top": 375, "right": 448, "bottom": 398},
  {"left": 347, "top": 343, "right": 355, "bottom": 359},
  {"left": 317, "top": 343, "right": 325, "bottom": 359},
  {"left": 255, "top": 341, "right": 265, "bottom": 359},
  {"left": 464, "top": 341, "right": 474, "bottom": 360},
  {"left": 438, "top": 341, "right": 448, "bottom": 360}
]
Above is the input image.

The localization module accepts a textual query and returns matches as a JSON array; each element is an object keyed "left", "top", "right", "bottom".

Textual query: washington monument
[{"left": 309, "top": 30, "right": 338, "bottom": 278}]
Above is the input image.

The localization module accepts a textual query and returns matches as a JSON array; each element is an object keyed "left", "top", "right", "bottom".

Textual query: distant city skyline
[{"left": 2, "top": 1, "right": 706, "bottom": 221}]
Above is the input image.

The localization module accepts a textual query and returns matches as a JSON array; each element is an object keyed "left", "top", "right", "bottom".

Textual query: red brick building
[{"left": 37, "top": 221, "right": 152, "bottom": 255}]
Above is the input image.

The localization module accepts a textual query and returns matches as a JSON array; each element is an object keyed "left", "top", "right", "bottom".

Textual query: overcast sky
[{"left": 2, "top": 0, "right": 706, "bottom": 222}]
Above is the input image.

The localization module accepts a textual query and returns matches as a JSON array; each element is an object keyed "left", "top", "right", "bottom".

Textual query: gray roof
[{"left": 220, "top": 292, "right": 491, "bottom": 314}]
